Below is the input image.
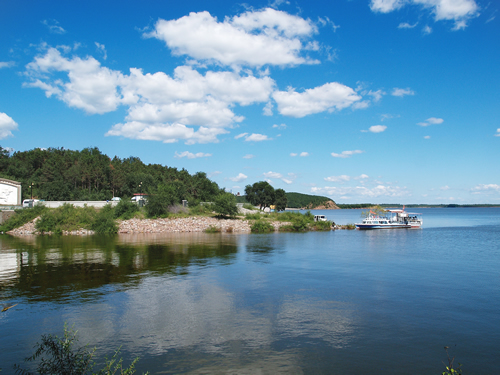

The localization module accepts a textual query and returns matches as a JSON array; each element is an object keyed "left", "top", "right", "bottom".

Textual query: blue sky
[{"left": 1, "top": 0, "right": 499, "bottom": 204}]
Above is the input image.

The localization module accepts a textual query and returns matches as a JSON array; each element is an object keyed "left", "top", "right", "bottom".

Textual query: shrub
[
  {"left": 36, "top": 204, "right": 97, "bottom": 234},
  {"left": 0, "top": 205, "right": 47, "bottom": 232},
  {"left": 13, "top": 323, "right": 145, "bottom": 375},
  {"left": 251, "top": 220, "right": 274, "bottom": 233},
  {"left": 213, "top": 192, "right": 238, "bottom": 218},
  {"left": 310, "top": 220, "right": 333, "bottom": 231},
  {"left": 145, "top": 184, "right": 177, "bottom": 218},
  {"left": 91, "top": 205, "right": 118, "bottom": 234},
  {"left": 113, "top": 198, "right": 139, "bottom": 220},
  {"left": 189, "top": 203, "right": 213, "bottom": 216},
  {"left": 245, "top": 212, "right": 263, "bottom": 220},
  {"left": 168, "top": 204, "right": 189, "bottom": 215}
]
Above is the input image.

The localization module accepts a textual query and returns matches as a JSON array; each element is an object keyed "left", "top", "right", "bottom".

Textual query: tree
[
  {"left": 213, "top": 192, "right": 238, "bottom": 218},
  {"left": 144, "top": 184, "right": 177, "bottom": 218},
  {"left": 245, "top": 181, "right": 275, "bottom": 211},
  {"left": 274, "top": 188, "right": 287, "bottom": 212}
]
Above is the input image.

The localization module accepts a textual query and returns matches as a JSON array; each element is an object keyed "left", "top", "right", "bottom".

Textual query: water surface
[{"left": 1, "top": 208, "right": 499, "bottom": 374}]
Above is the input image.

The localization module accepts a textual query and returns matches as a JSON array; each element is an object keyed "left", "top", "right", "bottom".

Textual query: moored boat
[{"left": 355, "top": 207, "right": 422, "bottom": 229}]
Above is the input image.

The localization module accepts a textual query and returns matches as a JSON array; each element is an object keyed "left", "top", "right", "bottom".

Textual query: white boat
[{"left": 355, "top": 208, "right": 422, "bottom": 229}]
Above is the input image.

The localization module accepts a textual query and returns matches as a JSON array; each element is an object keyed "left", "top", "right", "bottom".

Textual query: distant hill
[
  {"left": 236, "top": 191, "right": 338, "bottom": 209},
  {"left": 285, "top": 192, "right": 339, "bottom": 209}
]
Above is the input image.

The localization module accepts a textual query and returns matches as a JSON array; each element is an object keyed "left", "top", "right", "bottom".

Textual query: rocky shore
[{"left": 6, "top": 216, "right": 293, "bottom": 236}]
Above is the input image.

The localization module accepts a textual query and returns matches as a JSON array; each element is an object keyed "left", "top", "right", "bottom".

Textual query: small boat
[{"left": 355, "top": 207, "right": 422, "bottom": 229}]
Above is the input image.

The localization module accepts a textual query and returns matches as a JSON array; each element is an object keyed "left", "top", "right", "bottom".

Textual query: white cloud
[
  {"left": 424, "top": 135, "right": 431, "bottom": 139},
  {"left": 312, "top": 184, "right": 410, "bottom": 198},
  {"left": 25, "top": 46, "right": 276, "bottom": 144},
  {"left": 367, "top": 125, "right": 387, "bottom": 133},
  {"left": 245, "top": 133, "right": 271, "bottom": 142},
  {"left": 95, "top": 42, "right": 107, "bottom": 60},
  {"left": 25, "top": 48, "right": 124, "bottom": 114},
  {"left": 470, "top": 184, "right": 500, "bottom": 194},
  {"left": 440, "top": 185, "right": 450, "bottom": 190},
  {"left": 209, "top": 171, "right": 222, "bottom": 177},
  {"left": 355, "top": 174, "right": 370, "bottom": 180},
  {"left": 263, "top": 171, "right": 283, "bottom": 179},
  {"left": 42, "top": 19, "right": 66, "bottom": 34},
  {"left": 235, "top": 133, "right": 248, "bottom": 139},
  {"left": 299, "top": 152, "right": 309, "bottom": 157},
  {"left": 331, "top": 150, "right": 364, "bottom": 158},
  {"left": 370, "top": 0, "right": 479, "bottom": 29},
  {"left": 174, "top": 151, "right": 212, "bottom": 159},
  {"left": 417, "top": 117, "right": 444, "bottom": 126},
  {"left": 398, "top": 22, "right": 418, "bottom": 28},
  {"left": 272, "top": 123, "right": 287, "bottom": 129},
  {"left": 0, "top": 113, "right": 18, "bottom": 139},
  {"left": 368, "top": 89, "right": 385, "bottom": 102},
  {"left": 0, "top": 61, "right": 15, "bottom": 69},
  {"left": 325, "top": 175, "right": 351, "bottom": 182},
  {"left": 146, "top": 8, "right": 319, "bottom": 68},
  {"left": 229, "top": 173, "right": 248, "bottom": 182},
  {"left": 290, "top": 152, "right": 298, "bottom": 157},
  {"left": 392, "top": 87, "right": 415, "bottom": 97},
  {"left": 243, "top": 154, "right": 255, "bottom": 159},
  {"left": 423, "top": 25, "right": 433, "bottom": 34},
  {"left": 494, "top": 128, "right": 500, "bottom": 137},
  {"left": 273, "top": 82, "right": 362, "bottom": 118}
]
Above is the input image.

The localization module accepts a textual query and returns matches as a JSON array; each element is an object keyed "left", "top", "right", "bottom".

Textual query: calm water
[{"left": 1, "top": 208, "right": 499, "bottom": 374}]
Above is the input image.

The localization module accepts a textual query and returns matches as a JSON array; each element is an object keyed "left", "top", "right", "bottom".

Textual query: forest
[{"left": 0, "top": 146, "right": 222, "bottom": 203}]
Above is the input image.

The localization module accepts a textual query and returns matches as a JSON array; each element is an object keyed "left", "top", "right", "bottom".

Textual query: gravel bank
[{"left": 7, "top": 216, "right": 291, "bottom": 235}]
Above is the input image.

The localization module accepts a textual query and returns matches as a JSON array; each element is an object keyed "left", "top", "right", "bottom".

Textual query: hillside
[{"left": 285, "top": 192, "right": 339, "bottom": 209}]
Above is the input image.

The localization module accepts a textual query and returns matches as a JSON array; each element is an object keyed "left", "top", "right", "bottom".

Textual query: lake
[{"left": 1, "top": 208, "right": 499, "bottom": 374}]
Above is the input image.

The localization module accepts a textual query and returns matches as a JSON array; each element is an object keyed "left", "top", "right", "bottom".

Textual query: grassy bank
[{"left": 1, "top": 202, "right": 338, "bottom": 235}]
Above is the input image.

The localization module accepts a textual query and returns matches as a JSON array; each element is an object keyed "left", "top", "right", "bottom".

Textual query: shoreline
[{"left": 6, "top": 216, "right": 294, "bottom": 236}]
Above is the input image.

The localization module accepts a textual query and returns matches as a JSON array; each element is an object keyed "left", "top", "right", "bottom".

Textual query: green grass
[
  {"left": 0, "top": 205, "right": 47, "bottom": 232},
  {"left": 250, "top": 220, "right": 274, "bottom": 233}
]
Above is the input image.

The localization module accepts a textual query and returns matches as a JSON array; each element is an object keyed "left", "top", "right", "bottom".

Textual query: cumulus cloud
[
  {"left": 273, "top": 82, "right": 362, "bottom": 117},
  {"left": 392, "top": 87, "right": 415, "bottom": 97},
  {"left": 362, "top": 125, "right": 387, "bottom": 133},
  {"left": 495, "top": 128, "right": 500, "bottom": 137},
  {"left": 272, "top": 123, "right": 287, "bottom": 129},
  {"left": 24, "top": 46, "right": 276, "bottom": 144},
  {"left": 0, "top": 113, "right": 18, "bottom": 139},
  {"left": 229, "top": 173, "right": 248, "bottom": 182},
  {"left": 263, "top": 171, "right": 283, "bottom": 179},
  {"left": 174, "top": 151, "right": 212, "bottom": 159},
  {"left": 299, "top": 152, "right": 309, "bottom": 157},
  {"left": 331, "top": 150, "right": 364, "bottom": 158},
  {"left": 146, "top": 8, "right": 319, "bottom": 68},
  {"left": 417, "top": 117, "right": 444, "bottom": 126},
  {"left": 370, "top": 0, "right": 479, "bottom": 29},
  {"left": 245, "top": 133, "right": 271, "bottom": 142},
  {"left": 243, "top": 154, "right": 255, "bottom": 159}
]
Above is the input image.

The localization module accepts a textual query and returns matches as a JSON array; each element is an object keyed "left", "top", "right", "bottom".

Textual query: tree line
[{"left": 0, "top": 146, "right": 222, "bottom": 203}]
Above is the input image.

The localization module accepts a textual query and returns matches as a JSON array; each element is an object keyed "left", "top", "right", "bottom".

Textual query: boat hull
[{"left": 355, "top": 223, "right": 420, "bottom": 229}]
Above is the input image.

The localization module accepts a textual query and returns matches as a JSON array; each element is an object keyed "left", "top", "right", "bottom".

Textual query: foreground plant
[
  {"left": 442, "top": 346, "right": 463, "bottom": 375},
  {"left": 14, "top": 324, "right": 146, "bottom": 374}
]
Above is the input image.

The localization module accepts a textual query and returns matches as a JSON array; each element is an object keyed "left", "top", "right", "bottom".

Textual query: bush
[
  {"left": 36, "top": 204, "right": 96, "bottom": 234},
  {"left": 245, "top": 212, "right": 263, "bottom": 220},
  {"left": 0, "top": 205, "right": 47, "bottom": 232},
  {"left": 113, "top": 198, "right": 139, "bottom": 220},
  {"left": 145, "top": 184, "right": 177, "bottom": 218},
  {"left": 251, "top": 220, "right": 274, "bottom": 233},
  {"left": 91, "top": 205, "right": 118, "bottom": 234},
  {"left": 14, "top": 323, "right": 146, "bottom": 374},
  {"left": 243, "top": 203, "right": 256, "bottom": 210},
  {"left": 310, "top": 220, "right": 333, "bottom": 231},
  {"left": 213, "top": 192, "right": 238, "bottom": 218},
  {"left": 189, "top": 203, "right": 213, "bottom": 216}
]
